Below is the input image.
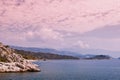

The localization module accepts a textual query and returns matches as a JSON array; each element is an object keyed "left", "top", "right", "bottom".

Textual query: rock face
[{"left": 0, "top": 42, "right": 40, "bottom": 72}]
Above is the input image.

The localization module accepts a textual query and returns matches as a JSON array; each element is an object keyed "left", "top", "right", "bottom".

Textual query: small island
[
  {"left": 0, "top": 42, "right": 40, "bottom": 72},
  {"left": 84, "top": 55, "right": 111, "bottom": 60}
]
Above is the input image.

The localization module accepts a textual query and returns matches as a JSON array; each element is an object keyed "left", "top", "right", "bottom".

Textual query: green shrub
[{"left": 0, "top": 56, "right": 7, "bottom": 62}]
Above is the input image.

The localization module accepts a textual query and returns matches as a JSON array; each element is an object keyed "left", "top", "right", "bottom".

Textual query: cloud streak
[
  {"left": 0, "top": 0, "right": 120, "bottom": 33},
  {"left": 0, "top": 0, "right": 120, "bottom": 51}
]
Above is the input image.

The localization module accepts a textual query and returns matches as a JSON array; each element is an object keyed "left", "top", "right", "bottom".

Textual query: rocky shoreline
[
  {"left": 0, "top": 42, "right": 40, "bottom": 72},
  {"left": 0, "top": 61, "right": 40, "bottom": 73}
]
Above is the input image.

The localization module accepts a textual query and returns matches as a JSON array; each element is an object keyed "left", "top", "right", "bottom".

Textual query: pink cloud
[
  {"left": 0, "top": 0, "right": 120, "bottom": 50},
  {"left": 0, "top": 0, "right": 120, "bottom": 33}
]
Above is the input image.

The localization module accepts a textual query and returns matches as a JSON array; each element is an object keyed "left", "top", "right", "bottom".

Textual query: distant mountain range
[
  {"left": 11, "top": 46, "right": 97, "bottom": 58},
  {"left": 61, "top": 48, "right": 120, "bottom": 58},
  {"left": 15, "top": 49, "right": 79, "bottom": 60},
  {"left": 10, "top": 46, "right": 118, "bottom": 58}
]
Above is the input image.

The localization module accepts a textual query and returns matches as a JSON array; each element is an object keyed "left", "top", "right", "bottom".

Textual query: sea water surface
[{"left": 0, "top": 59, "right": 120, "bottom": 80}]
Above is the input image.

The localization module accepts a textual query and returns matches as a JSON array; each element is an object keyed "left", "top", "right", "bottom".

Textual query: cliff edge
[{"left": 0, "top": 42, "right": 40, "bottom": 72}]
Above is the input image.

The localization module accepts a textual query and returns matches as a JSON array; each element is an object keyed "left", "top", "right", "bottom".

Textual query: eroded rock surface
[{"left": 0, "top": 42, "right": 40, "bottom": 72}]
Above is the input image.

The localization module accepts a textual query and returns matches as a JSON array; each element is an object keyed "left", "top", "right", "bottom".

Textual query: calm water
[{"left": 1, "top": 59, "right": 120, "bottom": 80}]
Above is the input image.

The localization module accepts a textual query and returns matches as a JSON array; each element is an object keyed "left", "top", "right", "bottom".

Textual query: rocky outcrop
[{"left": 0, "top": 42, "right": 40, "bottom": 72}]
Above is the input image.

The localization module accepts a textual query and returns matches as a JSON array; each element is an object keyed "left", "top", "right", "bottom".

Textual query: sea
[{"left": 0, "top": 59, "right": 120, "bottom": 80}]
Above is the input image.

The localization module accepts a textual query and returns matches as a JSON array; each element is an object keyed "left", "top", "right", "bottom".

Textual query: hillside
[
  {"left": 12, "top": 46, "right": 111, "bottom": 60},
  {"left": 11, "top": 46, "right": 93, "bottom": 58},
  {"left": 15, "top": 49, "right": 79, "bottom": 60},
  {"left": 11, "top": 46, "right": 114, "bottom": 58}
]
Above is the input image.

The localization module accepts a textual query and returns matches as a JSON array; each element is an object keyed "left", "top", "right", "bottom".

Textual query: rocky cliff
[{"left": 0, "top": 42, "right": 40, "bottom": 72}]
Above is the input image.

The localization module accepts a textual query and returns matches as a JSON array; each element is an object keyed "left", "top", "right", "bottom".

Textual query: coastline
[{"left": 26, "top": 60, "right": 39, "bottom": 62}]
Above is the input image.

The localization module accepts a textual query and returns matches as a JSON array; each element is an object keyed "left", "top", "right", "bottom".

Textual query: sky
[{"left": 0, "top": 0, "right": 120, "bottom": 54}]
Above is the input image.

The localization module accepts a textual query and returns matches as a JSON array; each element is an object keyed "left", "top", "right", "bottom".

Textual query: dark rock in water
[{"left": 0, "top": 42, "right": 40, "bottom": 72}]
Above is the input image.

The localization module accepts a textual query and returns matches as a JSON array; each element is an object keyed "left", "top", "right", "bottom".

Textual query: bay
[{"left": 0, "top": 59, "right": 120, "bottom": 80}]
